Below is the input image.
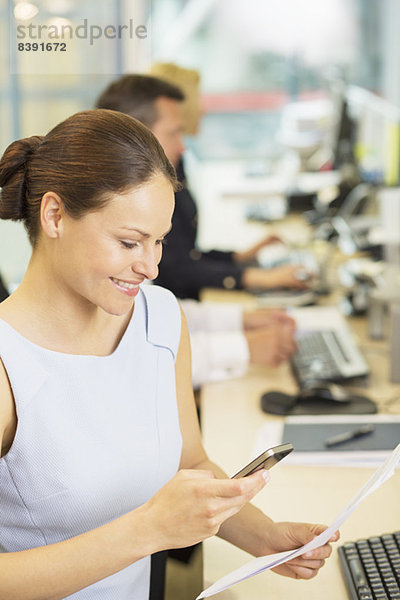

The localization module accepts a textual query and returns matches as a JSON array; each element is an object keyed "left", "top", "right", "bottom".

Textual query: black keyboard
[
  {"left": 291, "top": 330, "right": 345, "bottom": 385},
  {"left": 338, "top": 532, "right": 400, "bottom": 599}
]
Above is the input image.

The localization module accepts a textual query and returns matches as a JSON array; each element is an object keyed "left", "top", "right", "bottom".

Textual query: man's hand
[
  {"left": 234, "top": 234, "right": 283, "bottom": 263},
  {"left": 242, "top": 308, "right": 296, "bottom": 331},
  {"left": 242, "top": 264, "right": 312, "bottom": 291},
  {"left": 245, "top": 323, "right": 296, "bottom": 367}
]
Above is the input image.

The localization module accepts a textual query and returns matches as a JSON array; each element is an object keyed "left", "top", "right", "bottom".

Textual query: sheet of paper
[
  {"left": 288, "top": 305, "right": 347, "bottom": 331},
  {"left": 197, "top": 442, "right": 400, "bottom": 599}
]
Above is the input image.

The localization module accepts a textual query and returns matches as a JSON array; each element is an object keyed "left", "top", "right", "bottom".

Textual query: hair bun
[{"left": 0, "top": 136, "right": 43, "bottom": 221}]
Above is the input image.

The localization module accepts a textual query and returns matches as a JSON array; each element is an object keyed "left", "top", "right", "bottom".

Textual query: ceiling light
[{"left": 13, "top": 2, "right": 39, "bottom": 21}]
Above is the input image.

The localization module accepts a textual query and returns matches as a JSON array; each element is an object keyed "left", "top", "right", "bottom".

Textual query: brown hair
[
  {"left": 0, "top": 109, "right": 177, "bottom": 245},
  {"left": 149, "top": 63, "right": 201, "bottom": 135},
  {"left": 95, "top": 74, "right": 185, "bottom": 128}
]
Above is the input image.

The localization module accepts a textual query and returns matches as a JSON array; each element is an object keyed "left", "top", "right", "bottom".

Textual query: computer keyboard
[
  {"left": 292, "top": 330, "right": 341, "bottom": 382},
  {"left": 339, "top": 532, "right": 400, "bottom": 599},
  {"left": 291, "top": 328, "right": 368, "bottom": 386}
]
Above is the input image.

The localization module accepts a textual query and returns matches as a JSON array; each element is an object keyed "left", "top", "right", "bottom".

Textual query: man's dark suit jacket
[
  {"left": 155, "top": 160, "right": 245, "bottom": 300},
  {"left": 0, "top": 275, "right": 8, "bottom": 302}
]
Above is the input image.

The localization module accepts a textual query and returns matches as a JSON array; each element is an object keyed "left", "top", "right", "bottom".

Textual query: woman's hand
[
  {"left": 143, "top": 469, "right": 270, "bottom": 552},
  {"left": 263, "top": 521, "right": 340, "bottom": 580}
]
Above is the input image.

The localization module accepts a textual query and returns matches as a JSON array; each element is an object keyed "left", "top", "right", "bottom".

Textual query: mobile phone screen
[{"left": 232, "top": 443, "right": 293, "bottom": 478}]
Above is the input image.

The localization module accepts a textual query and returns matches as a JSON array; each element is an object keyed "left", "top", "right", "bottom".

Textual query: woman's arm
[
  {"left": 175, "top": 309, "right": 339, "bottom": 579},
  {"left": 0, "top": 360, "right": 160, "bottom": 600},
  {"left": 0, "top": 335, "right": 266, "bottom": 600},
  {"left": 0, "top": 506, "right": 157, "bottom": 600}
]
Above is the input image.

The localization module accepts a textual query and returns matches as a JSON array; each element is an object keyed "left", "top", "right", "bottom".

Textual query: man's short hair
[{"left": 95, "top": 74, "right": 185, "bottom": 128}]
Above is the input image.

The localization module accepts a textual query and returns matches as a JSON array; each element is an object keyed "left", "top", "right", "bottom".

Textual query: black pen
[{"left": 324, "top": 424, "right": 375, "bottom": 448}]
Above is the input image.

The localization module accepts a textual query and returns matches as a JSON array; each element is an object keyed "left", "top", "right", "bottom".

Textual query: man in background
[
  {"left": 96, "top": 73, "right": 298, "bottom": 387},
  {"left": 96, "top": 73, "right": 308, "bottom": 299}
]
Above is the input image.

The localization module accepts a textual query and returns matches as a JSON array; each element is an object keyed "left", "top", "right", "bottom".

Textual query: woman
[{"left": 0, "top": 109, "right": 337, "bottom": 600}]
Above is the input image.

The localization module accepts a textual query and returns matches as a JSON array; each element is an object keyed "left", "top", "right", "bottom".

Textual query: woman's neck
[{"left": 0, "top": 255, "right": 132, "bottom": 356}]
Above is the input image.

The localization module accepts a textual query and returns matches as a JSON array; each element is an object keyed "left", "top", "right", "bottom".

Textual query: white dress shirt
[{"left": 180, "top": 300, "right": 250, "bottom": 389}]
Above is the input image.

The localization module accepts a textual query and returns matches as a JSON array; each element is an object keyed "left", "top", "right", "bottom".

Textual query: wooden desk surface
[{"left": 200, "top": 290, "right": 400, "bottom": 600}]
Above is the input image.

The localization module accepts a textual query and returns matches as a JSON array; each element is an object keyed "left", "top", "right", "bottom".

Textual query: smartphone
[{"left": 232, "top": 443, "right": 293, "bottom": 479}]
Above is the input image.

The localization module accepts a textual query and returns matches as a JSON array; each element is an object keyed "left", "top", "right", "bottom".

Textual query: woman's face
[{"left": 54, "top": 174, "right": 174, "bottom": 316}]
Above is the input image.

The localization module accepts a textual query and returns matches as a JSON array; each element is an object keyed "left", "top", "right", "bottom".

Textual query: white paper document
[{"left": 196, "top": 443, "right": 400, "bottom": 599}]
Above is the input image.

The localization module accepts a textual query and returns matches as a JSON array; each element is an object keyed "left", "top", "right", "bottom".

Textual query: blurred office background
[{"left": 1, "top": 0, "right": 400, "bottom": 285}]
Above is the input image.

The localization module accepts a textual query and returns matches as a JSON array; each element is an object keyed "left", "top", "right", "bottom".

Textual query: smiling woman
[
  {"left": 0, "top": 109, "right": 177, "bottom": 338},
  {"left": 48, "top": 173, "right": 175, "bottom": 319},
  {"left": 0, "top": 109, "right": 338, "bottom": 600}
]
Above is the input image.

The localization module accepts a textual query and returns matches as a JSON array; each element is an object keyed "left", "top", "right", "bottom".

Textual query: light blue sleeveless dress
[{"left": 0, "top": 285, "right": 182, "bottom": 599}]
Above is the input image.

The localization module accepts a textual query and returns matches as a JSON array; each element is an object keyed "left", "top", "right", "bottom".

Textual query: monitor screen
[{"left": 347, "top": 86, "right": 400, "bottom": 187}]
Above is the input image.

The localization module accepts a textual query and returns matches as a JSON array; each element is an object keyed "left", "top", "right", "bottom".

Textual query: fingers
[
  {"left": 283, "top": 547, "right": 332, "bottom": 578},
  {"left": 216, "top": 470, "right": 269, "bottom": 499},
  {"left": 304, "top": 544, "right": 333, "bottom": 559},
  {"left": 304, "top": 525, "right": 340, "bottom": 547},
  {"left": 291, "top": 265, "right": 313, "bottom": 288},
  {"left": 281, "top": 324, "right": 297, "bottom": 354},
  {"left": 178, "top": 469, "right": 268, "bottom": 503},
  {"left": 268, "top": 264, "right": 311, "bottom": 290},
  {"left": 280, "top": 265, "right": 310, "bottom": 289},
  {"left": 301, "top": 531, "right": 340, "bottom": 562},
  {"left": 147, "top": 469, "right": 272, "bottom": 549},
  {"left": 261, "top": 308, "right": 295, "bottom": 326},
  {"left": 273, "top": 563, "right": 321, "bottom": 580},
  {"left": 175, "top": 469, "right": 268, "bottom": 504},
  {"left": 293, "top": 558, "right": 326, "bottom": 570},
  {"left": 179, "top": 469, "right": 269, "bottom": 519},
  {"left": 246, "top": 324, "right": 296, "bottom": 366},
  {"left": 270, "top": 325, "right": 297, "bottom": 364},
  {"left": 274, "top": 556, "right": 327, "bottom": 580},
  {"left": 290, "top": 564, "right": 324, "bottom": 580},
  {"left": 193, "top": 470, "right": 271, "bottom": 534},
  {"left": 270, "top": 523, "right": 340, "bottom": 581}
]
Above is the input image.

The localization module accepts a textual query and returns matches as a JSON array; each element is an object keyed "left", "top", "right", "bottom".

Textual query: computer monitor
[
  {"left": 319, "top": 87, "right": 400, "bottom": 273},
  {"left": 330, "top": 88, "right": 357, "bottom": 171},
  {"left": 346, "top": 85, "right": 400, "bottom": 187},
  {"left": 344, "top": 87, "right": 400, "bottom": 265},
  {"left": 0, "top": 274, "right": 9, "bottom": 302}
]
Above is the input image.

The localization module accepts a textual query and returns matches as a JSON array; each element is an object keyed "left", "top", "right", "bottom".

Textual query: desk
[{"left": 200, "top": 290, "right": 400, "bottom": 599}]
